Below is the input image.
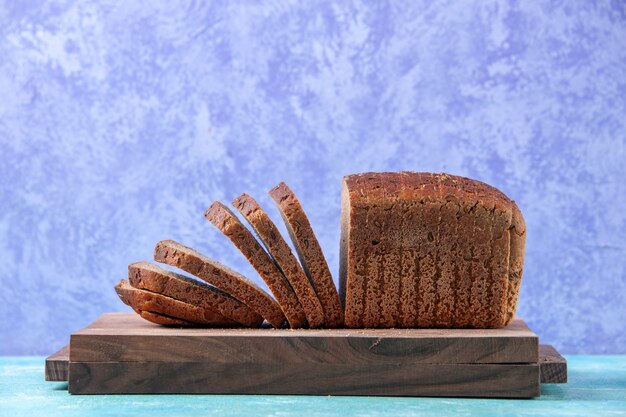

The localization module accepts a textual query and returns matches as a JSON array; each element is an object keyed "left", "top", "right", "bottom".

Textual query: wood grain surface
[
  {"left": 70, "top": 313, "right": 538, "bottom": 364},
  {"left": 45, "top": 345, "right": 69, "bottom": 382},
  {"left": 539, "top": 344, "right": 568, "bottom": 383}
]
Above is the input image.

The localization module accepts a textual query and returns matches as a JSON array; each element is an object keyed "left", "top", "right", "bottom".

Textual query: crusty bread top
[
  {"left": 343, "top": 172, "right": 524, "bottom": 233},
  {"left": 205, "top": 201, "right": 307, "bottom": 328},
  {"left": 154, "top": 239, "right": 286, "bottom": 328},
  {"left": 269, "top": 182, "right": 344, "bottom": 328},
  {"left": 233, "top": 193, "right": 325, "bottom": 328}
]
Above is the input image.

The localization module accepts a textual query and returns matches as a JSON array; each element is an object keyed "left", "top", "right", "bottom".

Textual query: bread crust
[
  {"left": 154, "top": 240, "right": 286, "bottom": 328},
  {"left": 233, "top": 193, "right": 325, "bottom": 328},
  {"left": 269, "top": 182, "right": 344, "bottom": 328},
  {"left": 506, "top": 204, "right": 526, "bottom": 325}
]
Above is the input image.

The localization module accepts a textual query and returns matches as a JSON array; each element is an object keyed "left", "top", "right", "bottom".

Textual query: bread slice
[
  {"left": 128, "top": 261, "right": 263, "bottom": 327},
  {"left": 340, "top": 172, "right": 526, "bottom": 328},
  {"left": 115, "top": 279, "right": 237, "bottom": 326},
  {"left": 154, "top": 240, "right": 286, "bottom": 328},
  {"left": 135, "top": 310, "right": 197, "bottom": 327},
  {"left": 269, "top": 182, "right": 344, "bottom": 328},
  {"left": 205, "top": 201, "right": 307, "bottom": 328},
  {"left": 233, "top": 193, "right": 325, "bottom": 328}
]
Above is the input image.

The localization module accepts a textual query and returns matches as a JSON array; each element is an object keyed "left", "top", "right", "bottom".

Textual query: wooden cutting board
[{"left": 46, "top": 312, "right": 566, "bottom": 397}]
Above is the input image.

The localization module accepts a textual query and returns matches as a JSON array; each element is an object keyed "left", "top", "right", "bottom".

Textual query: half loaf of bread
[{"left": 339, "top": 172, "right": 525, "bottom": 329}]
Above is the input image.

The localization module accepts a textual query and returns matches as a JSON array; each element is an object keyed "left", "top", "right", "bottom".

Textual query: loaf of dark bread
[
  {"left": 115, "top": 172, "right": 526, "bottom": 330},
  {"left": 339, "top": 172, "right": 526, "bottom": 329}
]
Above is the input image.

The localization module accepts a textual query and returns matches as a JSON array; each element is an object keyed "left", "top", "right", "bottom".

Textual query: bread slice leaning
[
  {"left": 129, "top": 261, "right": 263, "bottom": 327},
  {"left": 205, "top": 201, "right": 307, "bottom": 329},
  {"left": 115, "top": 279, "right": 237, "bottom": 326},
  {"left": 269, "top": 182, "right": 344, "bottom": 328},
  {"left": 154, "top": 240, "right": 287, "bottom": 328},
  {"left": 233, "top": 193, "right": 325, "bottom": 328}
]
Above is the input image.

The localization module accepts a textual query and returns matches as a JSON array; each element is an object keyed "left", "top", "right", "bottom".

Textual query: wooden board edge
[
  {"left": 45, "top": 344, "right": 69, "bottom": 382},
  {"left": 68, "top": 361, "right": 540, "bottom": 398},
  {"left": 539, "top": 344, "right": 567, "bottom": 384}
]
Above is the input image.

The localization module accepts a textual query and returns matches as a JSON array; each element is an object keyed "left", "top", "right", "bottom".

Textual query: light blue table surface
[{"left": 0, "top": 356, "right": 624, "bottom": 417}]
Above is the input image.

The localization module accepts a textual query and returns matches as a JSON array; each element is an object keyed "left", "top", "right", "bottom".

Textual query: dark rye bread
[
  {"left": 115, "top": 280, "right": 237, "bottom": 326},
  {"left": 154, "top": 240, "right": 286, "bottom": 328},
  {"left": 136, "top": 310, "right": 196, "bottom": 327},
  {"left": 269, "top": 182, "right": 344, "bottom": 328},
  {"left": 339, "top": 172, "right": 526, "bottom": 329},
  {"left": 205, "top": 202, "right": 307, "bottom": 328},
  {"left": 128, "top": 261, "right": 263, "bottom": 327},
  {"left": 233, "top": 193, "right": 325, "bottom": 328}
]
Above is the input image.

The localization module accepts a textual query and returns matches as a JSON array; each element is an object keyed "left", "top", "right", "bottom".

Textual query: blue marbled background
[{"left": 1, "top": 1, "right": 625, "bottom": 355}]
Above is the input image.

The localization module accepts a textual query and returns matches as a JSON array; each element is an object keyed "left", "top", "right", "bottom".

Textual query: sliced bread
[
  {"left": 154, "top": 239, "right": 287, "bottom": 328},
  {"left": 204, "top": 201, "right": 307, "bottom": 328},
  {"left": 135, "top": 309, "right": 197, "bottom": 327},
  {"left": 233, "top": 193, "right": 325, "bottom": 328},
  {"left": 269, "top": 182, "right": 344, "bottom": 328},
  {"left": 115, "top": 279, "right": 237, "bottom": 326},
  {"left": 128, "top": 261, "right": 263, "bottom": 327}
]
